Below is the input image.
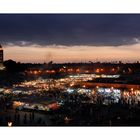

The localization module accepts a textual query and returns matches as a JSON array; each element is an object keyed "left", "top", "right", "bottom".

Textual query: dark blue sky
[{"left": 0, "top": 14, "right": 140, "bottom": 46}]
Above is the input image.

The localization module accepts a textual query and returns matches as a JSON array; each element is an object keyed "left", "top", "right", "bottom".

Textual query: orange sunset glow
[{"left": 3, "top": 43, "right": 140, "bottom": 63}]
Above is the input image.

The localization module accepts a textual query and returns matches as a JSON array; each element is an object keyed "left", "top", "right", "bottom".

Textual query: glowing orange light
[
  {"left": 83, "top": 85, "right": 86, "bottom": 88},
  {"left": 96, "top": 86, "right": 99, "bottom": 89},
  {"left": 34, "top": 71, "right": 38, "bottom": 74},
  {"left": 70, "top": 83, "right": 74, "bottom": 87},
  {"left": 96, "top": 69, "right": 100, "bottom": 73},
  {"left": 131, "top": 88, "right": 133, "bottom": 91},
  {"left": 76, "top": 68, "right": 80, "bottom": 72},
  {"left": 101, "top": 68, "right": 104, "bottom": 71},
  {"left": 85, "top": 70, "right": 89, "bottom": 73},
  {"left": 8, "top": 122, "right": 12, "bottom": 127},
  {"left": 112, "top": 68, "right": 115, "bottom": 71}
]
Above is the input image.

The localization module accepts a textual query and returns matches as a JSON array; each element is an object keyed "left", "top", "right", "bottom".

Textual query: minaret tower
[
  {"left": 0, "top": 44, "right": 3, "bottom": 63},
  {"left": 0, "top": 44, "right": 5, "bottom": 70}
]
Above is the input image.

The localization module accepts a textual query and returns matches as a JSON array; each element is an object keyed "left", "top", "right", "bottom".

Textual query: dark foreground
[{"left": 1, "top": 102, "right": 140, "bottom": 126}]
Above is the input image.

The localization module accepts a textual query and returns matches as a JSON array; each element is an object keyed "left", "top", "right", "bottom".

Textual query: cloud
[
  {"left": 0, "top": 14, "right": 140, "bottom": 46},
  {"left": 132, "top": 38, "right": 140, "bottom": 44}
]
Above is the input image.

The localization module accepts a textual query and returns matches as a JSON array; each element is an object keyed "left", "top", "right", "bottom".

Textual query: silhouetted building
[
  {"left": 0, "top": 45, "right": 3, "bottom": 63},
  {"left": 0, "top": 44, "right": 5, "bottom": 70}
]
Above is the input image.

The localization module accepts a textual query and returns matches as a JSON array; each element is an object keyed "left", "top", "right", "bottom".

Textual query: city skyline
[
  {"left": 1, "top": 14, "right": 140, "bottom": 127},
  {"left": 1, "top": 14, "right": 140, "bottom": 63},
  {"left": 3, "top": 44, "right": 140, "bottom": 63}
]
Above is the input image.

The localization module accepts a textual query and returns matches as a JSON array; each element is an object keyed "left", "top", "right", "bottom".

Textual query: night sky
[{"left": 1, "top": 14, "right": 140, "bottom": 63}]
